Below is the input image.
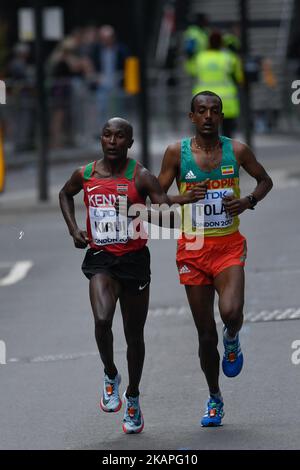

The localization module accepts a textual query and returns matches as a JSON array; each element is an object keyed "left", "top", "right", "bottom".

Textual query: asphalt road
[{"left": 1, "top": 135, "right": 300, "bottom": 450}]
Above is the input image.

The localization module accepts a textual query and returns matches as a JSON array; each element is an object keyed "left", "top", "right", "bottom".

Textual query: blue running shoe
[
  {"left": 222, "top": 328, "right": 243, "bottom": 377},
  {"left": 201, "top": 397, "right": 224, "bottom": 427},
  {"left": 100, "top": 373, "right": 122, "bottom": 413},
  {"left": 122, "top": 392, "right": 144, "bottom": 434}
]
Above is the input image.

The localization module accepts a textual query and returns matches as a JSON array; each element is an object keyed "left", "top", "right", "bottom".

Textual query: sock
[
  {"left": 224, "top": 328, "right": 237, "bottom": 341},
  {"left": 105, "top": 370, "right": 117, "bottom": 381},
  {"left": 210, "top": 390, "right": 223, "bottom": 402},
  {"left": 126, "top": 391, "right": 139, "bottom": 399}
]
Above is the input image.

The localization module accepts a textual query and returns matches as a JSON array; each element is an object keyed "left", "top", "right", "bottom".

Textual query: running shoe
[
  {"left": 100, "top": 373, "right": 122, "bottom": 413},
  {"left": 222, "top": 327, "right": 243, "bottom": 377},
  {"left": 122, "top": 392, "right": 144, "bottom": 434},
  {"left": 201, "top": 397, "right": 224, "bottom": 427}
]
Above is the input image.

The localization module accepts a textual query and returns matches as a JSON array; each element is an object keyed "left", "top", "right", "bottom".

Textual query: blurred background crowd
[
  {"left": 0, "top": 0, "right": 300, "bottom": 159},
  {"left": 1, "top": 22, "right": 132, "bottom": 152}
]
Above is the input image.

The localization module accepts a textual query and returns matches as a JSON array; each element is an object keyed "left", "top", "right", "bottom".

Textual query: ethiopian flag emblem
[{"left": 221, "top": 165, "right": 234, "bottom": 176}]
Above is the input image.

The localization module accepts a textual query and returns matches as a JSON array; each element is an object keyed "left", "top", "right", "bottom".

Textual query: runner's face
[
  {"left": 189, "top": 96, "right": 223, "bottom": 135},
  {"left": 101, "top": 124, "right": 133, "bottom": 160}
]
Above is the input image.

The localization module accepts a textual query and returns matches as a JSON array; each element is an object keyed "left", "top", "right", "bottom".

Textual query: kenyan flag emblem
[{"left": 117, "top": 184, "right": 128, "bottom": 193}]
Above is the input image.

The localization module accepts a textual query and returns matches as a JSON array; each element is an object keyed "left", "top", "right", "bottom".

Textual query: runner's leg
[
  {"left": 89, "top": 273, "right": 121, "bottom": 378},
  {"left": 214, "top": 266, "right": 244, "bottom": 337},
  {"left": 185, "top": 285, "right": 220, "bottom": 394},
  {"left": 119, "top": 286, "right": 149, "bottom": 397}
]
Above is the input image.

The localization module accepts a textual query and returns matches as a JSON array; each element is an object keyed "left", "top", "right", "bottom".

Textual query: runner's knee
[
  {"left": 220, "top": 302, "right": 243, "bottom": 324},
  {"left": 95, "top": 314, "right": 113, "bottom": 331},
  {"left": 90, "top": 284, "right": 117, "bottom": 327}
]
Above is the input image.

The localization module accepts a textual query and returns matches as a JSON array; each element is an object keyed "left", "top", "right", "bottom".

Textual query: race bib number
[
  {"left": 192, "top": 189, "right": 233, "bottom": 229},
  {"left": 89, "top": 206, "right": 131, "bottom": 246}
]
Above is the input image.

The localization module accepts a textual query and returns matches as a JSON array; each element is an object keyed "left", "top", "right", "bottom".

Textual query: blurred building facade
[
  {"left": 184, "top": 0, "right": 298, "bottom": 134},
  {"left": 0, "top": 0, "right": 300, "bottom": 160}
]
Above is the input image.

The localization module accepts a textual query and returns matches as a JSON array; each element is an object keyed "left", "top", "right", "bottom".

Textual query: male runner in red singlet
[
  {"left": 59, "top": 117, "right": 206, "bottom": 434},
  {"left": 158, "top": 91, "right": 273, "bottom": 427}
]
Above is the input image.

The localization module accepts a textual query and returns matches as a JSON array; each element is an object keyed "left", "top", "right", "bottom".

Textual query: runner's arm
[
  {"left": 158, "top": 143, "right": 179, "bottom": 192},
  {"left": 236, "top": 141, "right": 273, "bottom": 203},
  {"left": 59, "top": 169, "right": 91, "bottom": 248},
  {"left": 158, "top": 143, "right": 209, "bottom": 204},
  {"left": 224, "top": 141, "right": 273, "bottom": 216},
  {"left": 133, "top": 167, "right": 181, "bottom": 228}
]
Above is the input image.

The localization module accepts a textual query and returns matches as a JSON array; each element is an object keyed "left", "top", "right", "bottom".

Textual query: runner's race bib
[
  {"left": 192, "top": 189, "right": 233, "bottom": 229},
  {"left": 89, "top": 205, "right": 133, "bottom": 246}
]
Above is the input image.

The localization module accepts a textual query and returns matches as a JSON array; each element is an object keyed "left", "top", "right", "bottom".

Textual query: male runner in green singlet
[{"left": 158, "top": 91, "right": 273, "bottom": 426}]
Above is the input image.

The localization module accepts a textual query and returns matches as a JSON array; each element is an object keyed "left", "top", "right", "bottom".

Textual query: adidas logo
[
  {"left": 179, "top": 265, "right": 191, "bottom": 274},
  {"left": 185, "top": 170, "right": 197, "bottom": 180}
]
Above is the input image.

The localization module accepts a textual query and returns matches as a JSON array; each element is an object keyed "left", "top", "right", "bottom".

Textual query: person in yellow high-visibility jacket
[
  {"left": 183, "top": 13, "right": 209, "bottom": 76},
  {"left": 188, "top": 31, "right": 244, "bottom": 137}
]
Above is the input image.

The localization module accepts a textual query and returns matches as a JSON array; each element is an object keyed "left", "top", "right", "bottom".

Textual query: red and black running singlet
[{"left": 82, "top": 159, "right": 147, "bottom": 256}]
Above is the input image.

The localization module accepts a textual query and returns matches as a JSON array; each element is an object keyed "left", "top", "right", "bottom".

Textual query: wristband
[{"left": 246, "top": 194, "right": 257, "bottom": 210}]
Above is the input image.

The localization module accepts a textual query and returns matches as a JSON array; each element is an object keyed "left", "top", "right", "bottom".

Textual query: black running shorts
[{"left": 82, "top": 246, "right": 151, "bottom": 294}]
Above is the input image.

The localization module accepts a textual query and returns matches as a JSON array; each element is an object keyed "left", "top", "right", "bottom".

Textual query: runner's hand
[
  {"left": 183, "top": 179, "right": 210, "bottom": 203},
  {"left": 71, "top": 229, "right": 91, "bottom": 249},
  {"left": 223, "top": 196, "right": 249, "bottom": 217}
]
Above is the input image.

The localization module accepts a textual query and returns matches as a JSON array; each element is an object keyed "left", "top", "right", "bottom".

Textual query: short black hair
[
  {"left": 191, "top": 91, "right": 223, "bottom": 112},
  {"left": 209, "top": 30, "right": 223, "bottom": 49},
  {"left": 102, "top": 117, "right": 133, "bottom": 140}
]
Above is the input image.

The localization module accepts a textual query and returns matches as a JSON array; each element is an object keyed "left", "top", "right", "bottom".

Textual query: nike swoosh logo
[
  {"left": 87, "top": 185, "right": 102, "bottom": 193},
  {"left": 139, "top": 283, "right": 149, "bottom": 291},
  {"left": 93, "top": 250, "right": 104, "bottom": 255}
]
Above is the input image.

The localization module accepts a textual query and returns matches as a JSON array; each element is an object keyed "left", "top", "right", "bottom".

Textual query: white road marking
[
  {"left": 30, "top": 351, "right": 99, "bottom": 363},
  {"left": 5, "top": 306, "right": 300, "bottom": 366},
  {"left": 8, "top": 351, "right": 99, "bottom": 364},
  {"left": 0, "top": 261, "right": 33, "bottom": 286},
  {"left": 0, "top": 340, "right": 6, "bottom": 365},
  {"left": 148, "top": 305, "right": 300, "bottom": 323}
]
